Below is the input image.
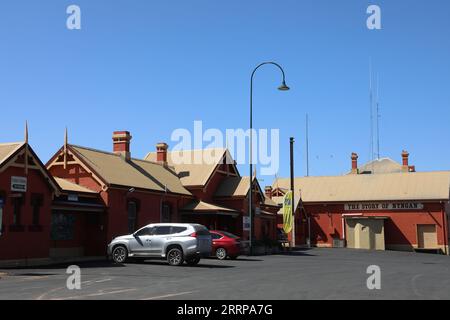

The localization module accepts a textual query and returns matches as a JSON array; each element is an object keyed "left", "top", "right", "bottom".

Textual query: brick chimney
[
  {"left": 156, "top": 143, "right": 168, "bottom": 166},
  {"left": 401, "top": 150, "right": 411, "bottom": 172},
  {"left": 112, "top": 131, "right": 132, "bottom": 161},
  {"left": 351, "top": 152, "right": 359, "bottom": 174},
  {"left": 265, "top": 186, "right": 273, "bottom": 199}
]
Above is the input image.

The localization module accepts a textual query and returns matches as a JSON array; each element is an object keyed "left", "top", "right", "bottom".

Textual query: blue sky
[{"left": 0, "top": 0, "right": 449, "bottom": 182}]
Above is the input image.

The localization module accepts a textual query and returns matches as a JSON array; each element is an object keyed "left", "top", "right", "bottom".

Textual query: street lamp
[{"left": 249, "top": 62, "right": 290, "bottom": 255}]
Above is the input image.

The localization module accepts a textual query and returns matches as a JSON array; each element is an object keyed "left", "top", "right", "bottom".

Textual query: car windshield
[{"left": 219, "top": 231, "right": 239, "bottom": 239}]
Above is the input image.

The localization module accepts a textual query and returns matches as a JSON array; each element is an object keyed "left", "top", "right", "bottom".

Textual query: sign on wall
[
  {"left": 345, "top": 202, "right": 424, "bottom": 211},
  {"left": 243, "top": 216, "right": 250, "bottom": 231},
  {"left": 68, "top": 194, "right": 79, "bottom": 202},
  {"left": 0, "top": 199, "right": 3, "bottom": 237},
  {"left": 11, "top": 176, "right": 27, "bottom": 192}
]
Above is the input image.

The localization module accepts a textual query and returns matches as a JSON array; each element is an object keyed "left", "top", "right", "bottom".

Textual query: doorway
[
  {"left": 417, "top": 224, "right": 438, "bottom": 249},
  {"left": 346, "top": 218, "right": 385, "bottom": 250}
]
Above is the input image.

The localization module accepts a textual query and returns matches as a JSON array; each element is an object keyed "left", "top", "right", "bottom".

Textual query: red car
[{"left": 210, "top": 230, "right": 241, "bottom": 260}]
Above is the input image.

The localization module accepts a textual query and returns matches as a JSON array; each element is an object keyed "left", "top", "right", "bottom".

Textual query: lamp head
[{"left": 278, "top": 81, "right": 290, "bottom": 91}]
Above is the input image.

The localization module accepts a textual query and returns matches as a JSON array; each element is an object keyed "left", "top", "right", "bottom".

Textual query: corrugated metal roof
[
  {"left": 144, "top": 148, "right": 232, "bottom": 187},
  {"left": 71, "top": 145, "right": 191, "bottom": 196},
  {"left": 273, "top": 171, "right": 450, "bottom": 208},
  {"left": 215, "top": 176, "right": 251, "bottom": 197}
]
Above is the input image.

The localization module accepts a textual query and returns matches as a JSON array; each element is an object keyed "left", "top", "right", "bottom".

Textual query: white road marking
[
  {"left": 36, "top": 286, "right": 66, "bottom": 300},
  {"left": 141, "top": 291, "right": 196, "bottom": 300},
  {"left": 56, "top": 288, "right": 137, "bottom": 300}
]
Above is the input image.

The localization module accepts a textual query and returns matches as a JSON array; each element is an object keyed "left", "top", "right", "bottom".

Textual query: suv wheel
[
  {"left": 167, "top": 248, "right": 184, "bottom": 266},
  {"left": 215, "top": 247, "right": 227, "bottom": 260},
  {"left": 186, "top": 256, "right": 201, "bottom": 266},
  {"left": 112, "top": 245, "right": 128, "bottom": 263}
]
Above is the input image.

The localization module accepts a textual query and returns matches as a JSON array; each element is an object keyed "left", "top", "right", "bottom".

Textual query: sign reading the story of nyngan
[
  {"left": 345, "top": 202, "right": 424, "bottom": 211},
  {"left": 11, "top": 176, "right": 27, "bottom": 192}
]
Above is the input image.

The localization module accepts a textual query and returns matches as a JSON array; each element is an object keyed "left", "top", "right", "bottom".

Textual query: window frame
[
  {"left": 127, "top": 200, "right": 138, "bottom": 234},
  {"left": 31, "top": 193, "right": 44, "bottom": 226}
]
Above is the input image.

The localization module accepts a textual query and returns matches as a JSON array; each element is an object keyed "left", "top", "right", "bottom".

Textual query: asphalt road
[{"left": 1, "top": 248, "right": 450, "bottom": 300}]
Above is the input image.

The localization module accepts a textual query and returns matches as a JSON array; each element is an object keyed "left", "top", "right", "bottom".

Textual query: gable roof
[
  {"left": 355, "top": 158, "right": 404, "bottom": 174},
  {"left": 0, "top": 142, "right": 60, "bottom": 194},
  {"left": 214, "top": 176, "right": 252, "bottom": 197},
  {"left": 57, "top": 145, "right": 191, "bottom": 196},
  {"left": 0, "top": 142, "right": 24, "bottom": 168},
  {"left": 144, "top": 148, "right": 236, "bottom": 187},
  {"left": 273, "top": 171, "right": 450, "bottom": 209}
]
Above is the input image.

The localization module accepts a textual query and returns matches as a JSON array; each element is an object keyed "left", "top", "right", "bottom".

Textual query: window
[
  {"left": 220, "top": 231, "right": 239, "bottom": 239},
  {"left": 134, "top": 227, "right": 154, "bottom": 237},
  {"left": 128, "top": 201, "right": 137, "bottom": 234},
  {"left": 12, "top": 197, "right": 23, "bottom": 226},
  {"left": 154, "top": 226, "right": 171, "bottom": 235},
  {"left": 211, "top": 233, "right": 222, "bottom": 240},
  {"left": 161, "top": 203, "right": 172, "bottom": 223},
  {"left": 31, "top": 194, "right": 43, "bottom": 226},
  {"left": 171, "top": 226, "right": 187, "bottom": 234},
  {"left": 193, "top": 225, "right": 210, "bottom": 236},
  {"left": 51, "top": 212, "right": 75, "bottom": 240}
]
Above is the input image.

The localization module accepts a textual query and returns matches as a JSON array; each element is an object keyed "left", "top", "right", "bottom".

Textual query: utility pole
[
  {"left": 306, "top": 114, "right": 310, "bottom": 177},
  {"left": 290, "top": 137, "right": 295, "bottom": 248}
]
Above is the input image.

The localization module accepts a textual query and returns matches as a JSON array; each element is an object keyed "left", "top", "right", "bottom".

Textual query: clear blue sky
[{"left": 1, "top": 0, "right": 449, "bottom": 182}]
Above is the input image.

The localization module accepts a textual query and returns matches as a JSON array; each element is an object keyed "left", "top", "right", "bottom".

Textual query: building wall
[
  {"left": 49, "top": 162, "right": 192, "bottom": 253},
  {"left": 105, "top": 188, "right": 190, "bottom": 242},
  {"left": 303, "top": 202, "right": 448, "bottom": 253},
  {"left": 0, "top": 166, "right": 54, "bottom": 260}
]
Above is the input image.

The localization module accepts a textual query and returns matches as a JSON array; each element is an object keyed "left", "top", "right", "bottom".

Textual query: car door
[
  {"left": 128, "top": 227, "right": 154, "bottom": 255},
  {"left": 150, "top": 226, "right": 173, "bottom": 255}
]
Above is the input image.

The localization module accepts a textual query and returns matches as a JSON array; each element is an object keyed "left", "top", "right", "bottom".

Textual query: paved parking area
[{"left": 1, "top": 248, "right": 450, "bottom": 300}]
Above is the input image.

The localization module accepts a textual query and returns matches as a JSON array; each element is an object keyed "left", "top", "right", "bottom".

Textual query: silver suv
[{"left": 107, "top": 223, "right": 212, "bottom": 266}]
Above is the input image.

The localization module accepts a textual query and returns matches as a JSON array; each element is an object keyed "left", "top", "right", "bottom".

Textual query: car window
[
  {"left": 193, "top": 225, "right": 210, "bottom": 236},
  {"left": 171, "top": 226, "right": 187, "bottom": 234},
  {"left": 154, "top": 226, "right": 172, "bottom": 235},
  {"left": 135, "top": 227, "right": 153, "bottom": 237},
  {"left": 220, "top": 231, "right": 239, "bottom": 239},
  {"left": 211, "top": 233, "right": 222, "bottom": 240}
]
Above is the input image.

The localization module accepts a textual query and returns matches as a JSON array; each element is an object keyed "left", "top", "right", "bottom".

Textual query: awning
[{"left": 181, "top": 200, "right": 240, "bottom": 217}]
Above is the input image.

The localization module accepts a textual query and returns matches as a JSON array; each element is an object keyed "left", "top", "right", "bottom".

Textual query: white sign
[
  {"left": 243, "top": 216, "right": 250, "bottom": 231},
  {"left": 11, "top": 176, "right": 27, "bottom": 192},
  {"left": 68, "top": 194, "right": 79, "bottom": 202},
  {"left": 345, "top": 202, "right": 424, "bottom": 211}
]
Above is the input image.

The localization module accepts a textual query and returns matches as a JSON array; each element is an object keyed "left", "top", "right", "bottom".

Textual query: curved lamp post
[{"left": 249, "top": 62, "right": 290, "bottom": 255}]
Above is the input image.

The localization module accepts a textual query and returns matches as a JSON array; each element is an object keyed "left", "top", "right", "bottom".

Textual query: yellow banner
[{"left": 282, "top": 191, "right": 293, "bottom": 234}]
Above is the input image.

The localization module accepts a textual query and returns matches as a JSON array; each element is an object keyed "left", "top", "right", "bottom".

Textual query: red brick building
[
  {"left": 272, "top": 152, "right": 450, "bottom": 254},
  {"left": 0, "top": 141, "right": 60, "bottom": 263},
  {"left": 0, "top": 130, "right": 278, "bottom": 265},
  {"left": 45, "top": 132, "right": 193, "bottom": 258},
  {"left": 144, "top": 147, "right": 279, "bottom": 242}
]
